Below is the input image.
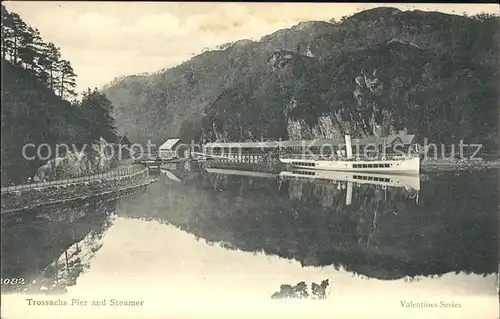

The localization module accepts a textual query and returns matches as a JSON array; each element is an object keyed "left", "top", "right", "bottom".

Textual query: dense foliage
[
  {"left": 118, "top": 169, "right": 498, "bottom": 280},
  {"left": 1, "top": 5, "right": 116, "bottom": 185},
  {"left": 105, "top": 8, "right": 499, "bottom": 150}
]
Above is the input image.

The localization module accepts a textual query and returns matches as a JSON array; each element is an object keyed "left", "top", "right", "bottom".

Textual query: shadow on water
[
  {"left": 0, "top": 187, "right": 148, "bottom": 294},
  {"left": 1, "top": 162, "right": 498, "bottom": 295},
  {"left": 119, "top": 163, "right": 498, "bottom": 280}
]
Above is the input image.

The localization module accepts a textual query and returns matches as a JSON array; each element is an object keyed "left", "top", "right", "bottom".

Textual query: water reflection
[
  {"left": 122, "top": 165, "right": 498, "bottom": 280},
  {"left": 1, "top": 164, "right": 498, "bottom": 298},
  {"left": 0, "top": 187, "right": 147, "bottom": 294}
]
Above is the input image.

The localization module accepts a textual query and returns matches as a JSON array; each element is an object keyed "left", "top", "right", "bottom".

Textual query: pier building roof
[{"left": 159, "top": 138, "right": 181, "bottom": 150}]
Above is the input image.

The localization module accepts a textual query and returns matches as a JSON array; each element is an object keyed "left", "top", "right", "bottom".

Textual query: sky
[{"left": 4, "top": 2, "right": 499, "bottom": 92}]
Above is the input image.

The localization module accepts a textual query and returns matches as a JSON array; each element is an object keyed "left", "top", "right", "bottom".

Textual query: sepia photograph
[{"left": 1, "top": 1, "right": 499, "bottom": 318}]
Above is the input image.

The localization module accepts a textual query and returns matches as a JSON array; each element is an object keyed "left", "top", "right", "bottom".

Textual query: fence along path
[{"left": 1, "top": 166, "right": 147, "bottom": 194}]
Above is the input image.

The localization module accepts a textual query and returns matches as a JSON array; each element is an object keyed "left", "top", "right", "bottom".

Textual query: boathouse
[{"left": 158, "top": 138, "right": 182, "bottom": 159}]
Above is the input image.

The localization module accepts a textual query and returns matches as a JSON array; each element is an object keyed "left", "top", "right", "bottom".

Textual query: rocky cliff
[
  {"left": 104, "top": 8, "right": 498, "bottom": 149},
  {"left": 33, "top": 138, "right": 115, "bottom": 182}
]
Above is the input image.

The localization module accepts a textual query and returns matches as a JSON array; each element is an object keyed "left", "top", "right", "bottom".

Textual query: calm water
[{"left": 1, "top": 163, "right": 498, "bottom": 318}]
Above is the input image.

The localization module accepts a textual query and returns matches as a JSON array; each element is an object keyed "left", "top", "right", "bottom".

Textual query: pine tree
[
  {"left": 58, "top": 59, "right": 77, "bottom": 99},
  {"left": 9, "top": 12, "right": 28, "bottom": 66},
  {"left": 31, "top": 28, "right": 50, "bottom": 85},
  {"left": 38, "top": 42, "right": 62, "bottom": 92},
  {"left": 1, "top": 5, "right": 53, "bottom": 86},
  {"left": 1, "top": 5, "right": 14, "bottom": 61},
  {"left": 0, "top": 6, "right": 119, "bottom": 184},
  {"left": 18, "top": 26, "right": 38, "bottom": 70}
]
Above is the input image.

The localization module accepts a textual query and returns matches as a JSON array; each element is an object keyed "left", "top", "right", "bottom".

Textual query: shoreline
[
  {"left": 420, "top": 158, "right": 500, "bottom": 172},
  {"left": 2, "top": 157, "right": 498, "bottom": 213},
  {"left": 0, "top": 177, "right": 156, "bottom": 215},
  {"left": 204, "top": 157, "right": 500, "bottom": 173}
]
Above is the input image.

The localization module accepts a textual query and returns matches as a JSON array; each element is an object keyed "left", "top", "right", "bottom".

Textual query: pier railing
[{"left": 1, "top": 165, "right": 146, "bottom": 194}]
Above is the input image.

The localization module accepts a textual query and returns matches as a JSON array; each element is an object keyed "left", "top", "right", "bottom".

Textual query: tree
[
  {"left": 0, "top": 6, "right": 89, "bottom": 184},
  {"left": 1, "top": 5, "right": 53, "bottom": 86},
  {"left": 43, "top": 43, "right": 61, "bottom": 91},
  {"left": 1, "top": 5, "right": 14, "bottom": 61},
  {"left": 79, "top": 88, "right": 117, "bottom": 143},
  {"left": 58, "top": 59, "right": 77, "bottom": 99},
  {"left": 18, "top": 26, "right": 38, "bottom": 70},
  {"left": 30, "top": 28, "right": 51, "bottom": 84},
  {"left": 8, "top": 12, "right": 28, "bottom": 66}
]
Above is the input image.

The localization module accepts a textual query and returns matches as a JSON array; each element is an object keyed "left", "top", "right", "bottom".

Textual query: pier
[{"left": 191, "top": 134, "right": 417, "bottom": 165}]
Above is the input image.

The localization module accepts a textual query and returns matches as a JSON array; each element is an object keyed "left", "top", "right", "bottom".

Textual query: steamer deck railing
[{"left": 279, "top": 153, "right": 417, "bottom": 161}]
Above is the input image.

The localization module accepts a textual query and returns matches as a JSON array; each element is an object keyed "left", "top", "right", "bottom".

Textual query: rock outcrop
[
  {"left": 285, "top": 97, "right": 344, "bottom": 140},
  {"left": 103, "top": 8, "right": 498, "bottom": 149},
  {"left": 34, "top": 138, "right": 115, "bottom": 182}
]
